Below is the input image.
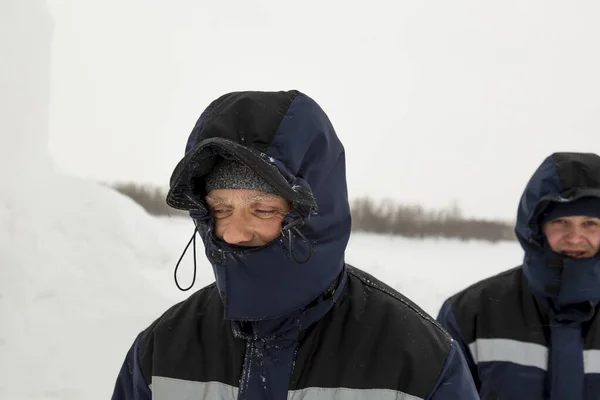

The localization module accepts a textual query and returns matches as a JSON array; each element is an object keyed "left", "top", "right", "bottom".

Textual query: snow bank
[{"left": 0, "top": 1, "right": 182, "bottom": 398}]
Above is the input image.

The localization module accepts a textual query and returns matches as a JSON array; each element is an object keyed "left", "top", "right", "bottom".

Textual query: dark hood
[
  {"left": 515, "top": 152, "right": 600, "bottom": 307},
  {"left": 167, "top": 90, "right": 351, "bottom": 321}
]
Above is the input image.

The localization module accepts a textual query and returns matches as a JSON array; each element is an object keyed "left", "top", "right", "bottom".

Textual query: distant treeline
[
  {"left": 109, "top": 182, "right": 515, "bottom": 242},
  {"left": 351, "top": 197, "right": 515, "bottom": 242},
  {"left": 110, "top": 182, "right": 189, "bottom": 218}
]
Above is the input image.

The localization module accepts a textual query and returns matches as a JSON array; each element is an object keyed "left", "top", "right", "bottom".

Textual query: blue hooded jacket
[
  {"left": 438, "top": 152, "right": 600, "bottom": 399},
  {"left": 113, "top": 90, "right": 479, "bottom": 400}
]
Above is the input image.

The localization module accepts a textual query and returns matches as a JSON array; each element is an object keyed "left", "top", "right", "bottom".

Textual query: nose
[
  {"left": 221, "top": 215, "right": 254, "bottom": 245},
  {"left": 564, "top": 227, "right": 585, "bottom": 244}
]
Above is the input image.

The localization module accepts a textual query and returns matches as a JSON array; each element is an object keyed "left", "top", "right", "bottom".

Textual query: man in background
[{"left": 438, "top": 152, "right": 600, "bottom": 399}]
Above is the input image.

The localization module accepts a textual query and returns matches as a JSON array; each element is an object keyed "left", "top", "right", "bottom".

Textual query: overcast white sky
[{"left": 46, "top": 0, "right": 600, "bottom": 220}]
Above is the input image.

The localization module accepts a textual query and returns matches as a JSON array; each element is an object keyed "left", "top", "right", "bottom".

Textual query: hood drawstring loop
[
  {"left": 174, "top": 226, "right": 199, "bottom": 291},
  {"left": 282, "top": 219, "right": 313, "bottom": 264}
]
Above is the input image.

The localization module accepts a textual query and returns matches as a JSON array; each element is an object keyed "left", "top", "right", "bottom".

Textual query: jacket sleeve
[
  {"left": 111, "top": 333, "right": 152, "bottom": 400},
  {"left": 436, "top": 299, "right": 480, "bottom": 388},
  {"left": 426, "top": 339, "right": 480, "bottom": 399}
]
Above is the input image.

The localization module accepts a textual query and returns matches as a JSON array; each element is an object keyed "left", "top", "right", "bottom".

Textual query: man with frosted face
[
  {"left": 438, "top": 152, "right": 600, "bottom": 399},
  {"left": 112, "top": 90, "right": 478, "bottom": 400}
]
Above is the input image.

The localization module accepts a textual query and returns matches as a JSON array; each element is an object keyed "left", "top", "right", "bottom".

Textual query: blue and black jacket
[
  {"left": 112, "top": 90, "right": 479, "bottom": 400},
  {"left": 438, "top": 152, "right": 600, "bottom": 399}
]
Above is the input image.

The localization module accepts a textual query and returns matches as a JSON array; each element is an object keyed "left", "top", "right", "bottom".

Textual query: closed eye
[
  {"left": 251, "top": 205, "right": 287, "bottom": 219},
  {"left": 253, "top": 209, "right": 279, "bottom": 218},
  {"left": 211, "top": 208, "right": 233, "bottom": 218}
]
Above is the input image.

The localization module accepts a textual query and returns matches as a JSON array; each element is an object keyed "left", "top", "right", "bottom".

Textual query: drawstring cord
[
  {"left": 282, "top": 219, "right": 313, "bottom": 264},
  {"left": 174, "top": 226, "right": 198, "bottom": 291}
]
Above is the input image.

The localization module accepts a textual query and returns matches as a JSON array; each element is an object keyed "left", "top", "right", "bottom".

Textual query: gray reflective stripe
[
  {"left": 468, "top": 339, "right": 548, "bottom": 370},
  {"left": 150, "top": 377, "right": 423, "bottom": 400},
  {"left": 287, "top": 387, "right": 423, "bottom": 400},
  {"left": 151, "top": 377, "right": 238, "bottom": 399},
  {"left": 469, "top": 339, "right": 600, "bottom": 374},
  {"left": 584, "top": 350, "right": 600, "bottom": 374}
]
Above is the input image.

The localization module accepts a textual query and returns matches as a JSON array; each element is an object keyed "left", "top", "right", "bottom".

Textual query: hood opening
[
  {"left": 167, "top": 137, "right": 317, "bottom": 220},
  {"left": 527, "top": 189, "right": 600, "bottom": 248}
]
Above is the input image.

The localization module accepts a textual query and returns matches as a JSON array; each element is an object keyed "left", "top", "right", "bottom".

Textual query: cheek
[
  {"left": 255, "top": 220, "right": 284, "bottom": 241},
  {"left": 589, "top": 232, "right": 600, "bottom": 249},
  {"left": 544, "top": 229, "right": 563, "bottom": 249},
  {"left": 212, "top": 219, "right": 227, "bottom": 238}
]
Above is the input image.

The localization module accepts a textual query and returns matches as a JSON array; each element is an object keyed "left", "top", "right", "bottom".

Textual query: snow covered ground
[
  {"left": 0, "top": 173, "right": 174, "bottom": 400},
  {"left": 1, "top": 194, "right": 524, "bottom": 399}
]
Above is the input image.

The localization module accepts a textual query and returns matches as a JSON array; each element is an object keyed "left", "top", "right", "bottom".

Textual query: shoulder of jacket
[
  {"left": 346, "top": 265, "right": 452, "bottom": 344},
  {"left": 448, "top": 265, "right": 523, "bottom": 310},
  {"left": 139, "top": 283, "right": 219, "bottom": 345}
]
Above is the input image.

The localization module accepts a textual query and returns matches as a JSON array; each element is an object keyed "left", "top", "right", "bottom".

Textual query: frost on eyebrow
[{"left": 205, "top": 193, "right": 285, "bottom": 207}]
